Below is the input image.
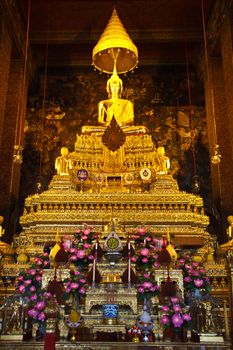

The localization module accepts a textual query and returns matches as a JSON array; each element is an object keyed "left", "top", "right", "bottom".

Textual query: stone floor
[{"left": 0, "top": 341, "right": 232, "bottom": 350}]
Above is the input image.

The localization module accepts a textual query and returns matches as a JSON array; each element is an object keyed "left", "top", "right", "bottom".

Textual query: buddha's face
[
  {"left": 106, "top": 73, "right": 123, "bottom": 97},
  {"left": 109, "top": 81, "right": 120, "bottom": 96}
]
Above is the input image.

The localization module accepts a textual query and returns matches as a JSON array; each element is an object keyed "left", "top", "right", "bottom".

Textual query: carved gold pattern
[
  {"left": 92, "top": 324, "right": 126, "bottom": 336},
  {"left": 85, "top": 285, "right": 137, "bottom": 315}
]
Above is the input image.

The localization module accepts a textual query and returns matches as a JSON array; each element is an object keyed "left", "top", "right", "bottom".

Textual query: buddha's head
[
  {"left": 106, "top": 71, "right": 123, "bottom": 98},
  {"left": 61, "top": 147, "right": 69, "bottom": 157}
]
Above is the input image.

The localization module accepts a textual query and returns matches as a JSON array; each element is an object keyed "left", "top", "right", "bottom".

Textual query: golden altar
[{"left": 0, "top": 7, "right": 232, "bottom": 346}]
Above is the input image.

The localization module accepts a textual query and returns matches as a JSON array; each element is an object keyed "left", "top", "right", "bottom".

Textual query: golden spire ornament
[{"left": 92, "top": 8, "right": 138, "bottom": 74}]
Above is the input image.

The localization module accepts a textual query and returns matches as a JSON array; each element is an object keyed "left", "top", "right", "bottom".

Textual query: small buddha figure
[
  {"left": 155, "top": 146, "right": 170, "bottom": 175},
  {"left": 218, "top": 215, "right": 233, "bottom": 253},
  {"left": 227, "top": 216, "right": 233, "bottom": 241},
  {"left": 0, "top": 216, "right": 5, "bottom": 238},
  {"left": 55, "top": 147, "right": 72, "bottom": 176}
]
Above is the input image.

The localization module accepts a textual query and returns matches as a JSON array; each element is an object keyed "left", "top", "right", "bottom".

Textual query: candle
[
  {"left": 128, "top": 240, "right": 131, "bottom": 287},
  {"left": 223, "top": 299, "right": 230, "bottom": 339},
  {"left": 92, "top": 241, "right": 98, "bottom": 288}
]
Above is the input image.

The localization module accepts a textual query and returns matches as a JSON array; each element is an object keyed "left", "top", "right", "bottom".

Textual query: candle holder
[{"left": 65, "top": 300, "right": 82, "bottom": 342}]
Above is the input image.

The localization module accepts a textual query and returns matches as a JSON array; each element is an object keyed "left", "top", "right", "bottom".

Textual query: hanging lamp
[{"left": 184, "top": 42, "right": 201, "bottom": 193}]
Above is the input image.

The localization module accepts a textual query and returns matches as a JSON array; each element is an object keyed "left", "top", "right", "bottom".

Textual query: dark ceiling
[{"left": 20, "top": 0, "right": 214, "bottom": 68}]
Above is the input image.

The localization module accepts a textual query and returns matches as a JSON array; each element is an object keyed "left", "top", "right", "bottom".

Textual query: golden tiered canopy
[{"left": 92, "top": 8, "right": 138, "bottom": 74}]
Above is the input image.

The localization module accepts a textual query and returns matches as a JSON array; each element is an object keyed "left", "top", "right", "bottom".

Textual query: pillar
[
  {"left": 0, "top": 59, "right": 26, "bottom": 243},
  {"left": 203, "top": 54, "right": 233, "bottom": 241},
  {"left": 204, "top": 9, "right": 233, "bottom": 242}
]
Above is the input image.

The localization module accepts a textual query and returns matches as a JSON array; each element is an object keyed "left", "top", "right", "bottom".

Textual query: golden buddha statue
[
  {"left": 218, "top": 215, "right": 233, "bottom": 253},
  {"left": 55, "top": 147, "right": 72, "bottom": 176},
  {"left": 155, "top": 146, "right": 170, "bottom": 175},
  {"left": 98, "top": 71, "right": 133, "bottom": 126},
  {"left": 82, "top": 66, "right": 147, "bottom": 136}
]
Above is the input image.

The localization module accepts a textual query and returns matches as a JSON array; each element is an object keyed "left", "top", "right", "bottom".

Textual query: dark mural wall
[{"left": 21, "top": 65, "right": 211, "bottom": 213}]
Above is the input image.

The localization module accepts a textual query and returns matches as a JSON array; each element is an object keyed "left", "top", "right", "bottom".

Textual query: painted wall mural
[{"left": 21, "top": 65, "right": 211, "bottom": 213}]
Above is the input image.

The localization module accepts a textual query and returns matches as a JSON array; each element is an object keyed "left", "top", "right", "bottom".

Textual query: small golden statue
[
  {"left": 218, "top": 215, "right": 233, "bottom": 253},
  {"left": 5, "top": 299, "right": 23, "bottom": 334},
  {"left": 155, "top": 146, "right": 170, "bottom": 175},
  {"left": 227, "top": 216, "right": 233, "bottom": 241},
  {"left": 203, "top": 302, "right": 215, "bottom": 333},
  {"left": 0, "top": 216, "right": 5, "bottom": 238},
  {"left": 55, "top": 147, "right": 72, "bottom": 176}
]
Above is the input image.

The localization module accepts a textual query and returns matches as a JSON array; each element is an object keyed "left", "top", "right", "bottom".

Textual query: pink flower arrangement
[
  {"left": 68, "top": 247, "right": 94, "bottom": 269},
  {"left": 130, "top": 227, "right": 162, "bottom": 272},
  {"left": 16, "top": 227, "right": 90, "bottom": 328},
  {"left": 68, "top": 224, "right": 97, "bottom": 270},
  {"left": 161, "top": 298, "right": 192, "bottom": 331},
  {"left": 137, "top": 272, "right": 160, "bottom": 301},
  {"left": 63, "top": 269, "right": 87, "bottom": 301},
  {"left": 176, "top": 255, "right": 211, "bottom": 296},
  {"left": 75, "top": 224, "right": 97, "bottom": 245},
  {"left": 27, "top": 292, "right": 53, "bottom": 324}
]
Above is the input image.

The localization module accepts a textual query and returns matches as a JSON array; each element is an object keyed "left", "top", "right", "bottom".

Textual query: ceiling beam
[{"left": 29, "top": 28, "right": 203, "bottom": 45}]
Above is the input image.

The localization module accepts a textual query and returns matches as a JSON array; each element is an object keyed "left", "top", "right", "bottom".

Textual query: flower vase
[
  {"left": 66, "top": 296, "right": 82, "bottom": 342},
  {"left": 163, "top": 327, "right": 173, "bottom": 342},
  {"left": 36, "top": 323, "right": 46, "bottom": 340},
  {"left": 173, "top": 329, "right": 180, "bottom": 342}
]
